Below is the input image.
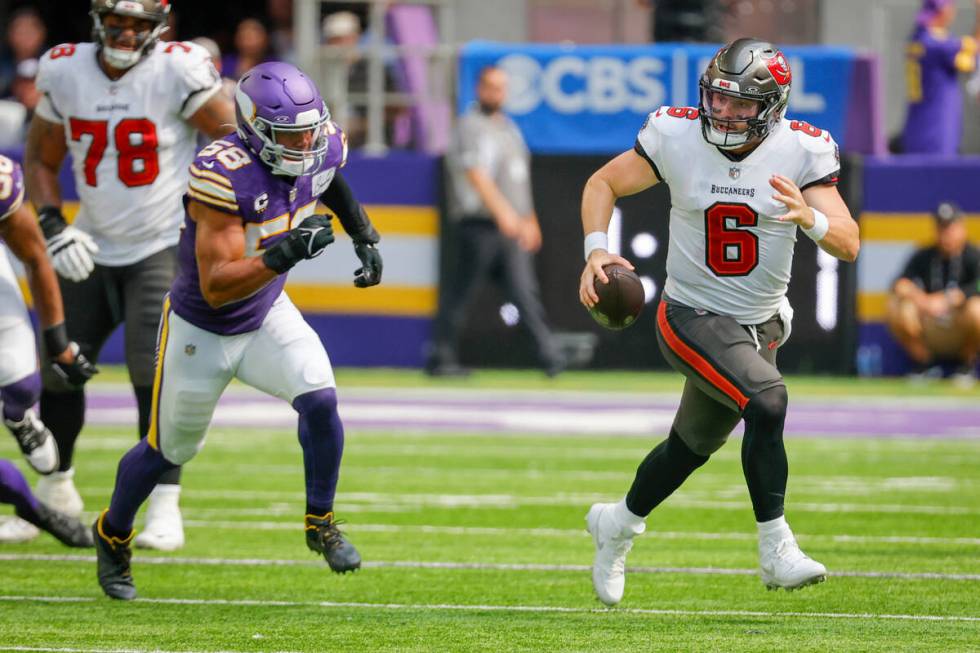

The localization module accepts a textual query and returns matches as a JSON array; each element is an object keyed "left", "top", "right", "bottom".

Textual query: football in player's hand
[{"left": 589, "top": 264, "right": 645, "bottom": 330}]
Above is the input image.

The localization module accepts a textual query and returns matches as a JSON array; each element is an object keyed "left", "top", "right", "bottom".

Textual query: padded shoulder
[
  {"left": 35, "top": 43, "right": 92, "bottom": 93},
  {"left": 789, "top": 120, "right": 838, "bottom": 155},
  {"left": 647, "top": 105, "right": 702, "bottom": 138}
]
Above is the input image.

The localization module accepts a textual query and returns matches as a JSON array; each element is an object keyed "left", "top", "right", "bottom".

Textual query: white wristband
[
  {"left": 803, "top": 208, "right": 829, "bottom": 242},
  {"left": 584, "top": 231, "right": 609, "bottom": 260}
]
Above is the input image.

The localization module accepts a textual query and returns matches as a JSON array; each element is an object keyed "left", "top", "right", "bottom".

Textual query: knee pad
[
  {"left": 171, "top": 390, "right": 216, "bottom": 433},
  {"left": 743, "top": 385, "right": 788, "bottom": 430},
  {"left": 162, "top": 389, "right": 216, "bottom": 465},
  {"left": 293, "top": 387, "right": 339, "bottom": 419}
]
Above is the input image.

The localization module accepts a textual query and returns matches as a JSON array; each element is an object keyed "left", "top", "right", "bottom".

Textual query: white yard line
[
  {"left": 65, "top": 488, "right": 979, "bottom": 515},
  {"left": 2, "top": 554, "right": 977, "bottom": 581},
  {"left": 87, "top": 381, "right": 980, "bottom": 409},
  {"left": 179, "top": 518, "right": 980, "bottom": 546},
  {"left": 0, "top": 594, "right": 976, "bottom": 623}
]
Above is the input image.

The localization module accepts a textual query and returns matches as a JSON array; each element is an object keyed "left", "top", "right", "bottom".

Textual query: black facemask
[{"left": 478, "top": 101, "right": 499, "bottom": 115}]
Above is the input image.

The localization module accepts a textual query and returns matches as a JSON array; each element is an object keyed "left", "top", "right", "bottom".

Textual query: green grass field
[{"left": 1, "top": 369, "right": 978, "bottom": 652}]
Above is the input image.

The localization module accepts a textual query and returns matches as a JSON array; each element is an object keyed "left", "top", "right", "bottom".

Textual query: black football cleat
[
  {"left": 34, "top": 503, "right": 93, "bottom": 548},
  {"left": 93, "top": 511, "right": 137, "bottom": 600},
  {"left": 305, "top": 512, "right": 361, "bottom": 573}
]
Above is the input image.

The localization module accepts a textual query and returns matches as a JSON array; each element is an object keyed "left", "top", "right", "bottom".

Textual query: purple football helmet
[{"left": 235, "top": 62, "right": 332, "bottom": 177}]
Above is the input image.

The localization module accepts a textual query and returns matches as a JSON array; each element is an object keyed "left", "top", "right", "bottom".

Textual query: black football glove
[
  {"left": 50, "top": 342, "right": 98, "bottom": 388},
  {"left": 262, "top": 214, "right": 335, "bottom": 274},
  {"left": 353, "top": 242, "right": 382, "bottom": 287}
]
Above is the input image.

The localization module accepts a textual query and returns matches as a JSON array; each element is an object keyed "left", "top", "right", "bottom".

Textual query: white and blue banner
[{"left": 458, "top": 41, "right": 858, "bottom": 154}]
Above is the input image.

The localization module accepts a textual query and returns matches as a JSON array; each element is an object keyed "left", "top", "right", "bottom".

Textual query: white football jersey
[
  {"left": 635, "top": 106, "right": 840, "bottom": 324},
  {"left": 0, "top": 246, "right": 29, "bottom": 331},
  {"left": 0, "top": 161, "right": 27, "bottom": 330},
  {"left": 35, "top": 41, "right": 222, "bottom": 266}
]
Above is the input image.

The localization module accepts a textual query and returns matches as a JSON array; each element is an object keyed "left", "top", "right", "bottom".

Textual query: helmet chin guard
[
  {"left": 698, "top": 38, "right": 791, "bottom": 150},
  {"left": 235, "top": 62, "right": 332, "bottom": 177}
]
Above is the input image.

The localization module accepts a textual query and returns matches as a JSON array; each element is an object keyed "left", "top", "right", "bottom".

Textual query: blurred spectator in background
[
  {"left": 267, "top": 0, "right": 296, "bottom": 63},
  {"left": 899, "top": 0, "right": 980, "bottom": 155},
  {"left": 191, "top": 37, "right": 237, "bottom": 101},
  {"left": 322, "top": 10, "right": 403, "bottom": 149},
  {"left": 426, "top": 66, "right": 564, "bottom": 377},
  {"left": 886, "top": 202, "right": 980, "bottom": 386},
  {"left": 0, "top": 59, "right": 40, "bottom": 148},
  {"left": 222, "top": 18, "right": 272, "bottom": 81},
  {"left": 0, "top": 8, "right": 47, "bottom": 98},
  {"left": 9, "top": 58, "right": 41, "bottom": 116},
  {"left": 639, "top": 0, "right": 727, "bottom": 42}
]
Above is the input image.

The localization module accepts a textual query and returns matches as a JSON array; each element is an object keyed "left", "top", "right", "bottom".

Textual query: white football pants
[{"left": 147, "top": 292, "right": 335, "bottom": 465}]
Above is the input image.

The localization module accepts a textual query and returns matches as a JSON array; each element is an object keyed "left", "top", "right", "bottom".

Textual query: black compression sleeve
[{"left": 319, "top": 172, "right": 379, "bottom": 244}]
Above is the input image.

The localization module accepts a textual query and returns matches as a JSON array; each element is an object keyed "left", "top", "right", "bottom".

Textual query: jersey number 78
[{"left": 69, "top": 117, "right": 159, "bottom": 188}]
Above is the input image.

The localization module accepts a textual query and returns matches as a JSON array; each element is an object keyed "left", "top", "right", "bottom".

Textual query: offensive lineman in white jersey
[
  {"left": 11, "top": 0, "right": 235, "bottom": 550},
  {"left": 579, "top": 39, "right": 860, "bottom": 605}
]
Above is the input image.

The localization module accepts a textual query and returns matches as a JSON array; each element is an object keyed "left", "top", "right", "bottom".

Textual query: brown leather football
[{"left": 589, "top": 264, "right": 645, "bottom": 330}]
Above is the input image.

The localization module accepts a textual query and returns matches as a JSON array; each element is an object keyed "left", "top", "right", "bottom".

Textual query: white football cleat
[
  {"left": 586, "top": 502, "right": 645, "bottom": 606},
  {"left": 134, "top": 484, "right": 184, "bottom": 551},
  {"left": 0, "top": 515, "right": 40, "bottom": 542},
  {"left": 759, "top": 531, "right": 827, "bottom": 590},
  {"left": 4, "top": 409, "right": 59, "bottom": 474},
  {"left": 35, "top": 467, "right": 84, "bottom": 518}
]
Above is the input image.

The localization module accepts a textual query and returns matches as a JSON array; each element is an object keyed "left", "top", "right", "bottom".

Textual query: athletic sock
[
  {"left": 757, "top": 515, "right": 790, "bottom": 540},
  {"left": 0, "top": 459, "right": 42, "bottom": 524},
  {"left": 741, "top": 386, "right": 789, "bottom": 522},
  {"left": 0, "top": 373, "right": 41, "bottom": 422},
  {"left": 40, "top": 389, "right": 85, "bottom": 472},
  {"left": 625, "top": 428, "right": 709, "bottom": 517},
  {"left": 612, "top": 497, "right": 646, "bottom": 530},
  {"left": 293, "top": 388, "right": 344, "bottom": 515},
  {"left": 105, "top": 439, "right": 177, "bottom": 535}
]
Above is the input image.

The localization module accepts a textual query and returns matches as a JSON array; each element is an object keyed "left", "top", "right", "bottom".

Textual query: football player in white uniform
[
  {"left": 579, "top": 39, "right": 860, "bottom": 605},
  {"left": 17, "top": 0, "right": 235, "bottom": 550}
]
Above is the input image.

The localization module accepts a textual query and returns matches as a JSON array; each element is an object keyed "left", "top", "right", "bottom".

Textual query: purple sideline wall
[
  {"left": 1, "top": 147, "right": 441, "bottom": 368},
  {"left": 857, "top": 155, "right": 980, "bottom": 376}
]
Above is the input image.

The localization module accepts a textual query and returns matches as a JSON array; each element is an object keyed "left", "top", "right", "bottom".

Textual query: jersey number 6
[
  {"left": 69, "top": 117, "right": 159, "bottom": 188},
  {"left": 704, "top": 202, "right": 759, "bottom": 277}
]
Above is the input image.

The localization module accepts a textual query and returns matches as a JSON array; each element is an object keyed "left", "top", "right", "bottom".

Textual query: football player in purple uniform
[
  {"left": 0, "top": 155, "right": 94, "bottom": 546},
  {"left": 92, "top": 62, "right": 381, "bottom": 600},
  {"left": 0, "top": 459, "right": 92, "bottom": 547}
]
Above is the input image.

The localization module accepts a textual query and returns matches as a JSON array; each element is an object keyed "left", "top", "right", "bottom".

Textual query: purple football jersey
[
  {"left": 0, "top": 155, "right": 26, "bottom": 221},
  {"left": 901, "top": 27, "right": 971, "bottom": 155},
  {"left": 170, "top": 128, "right": 347, "bottom": 335}
]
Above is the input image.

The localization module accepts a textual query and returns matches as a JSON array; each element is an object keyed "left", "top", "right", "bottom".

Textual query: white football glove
[{"left": 46, "top": 226, "right": 99, "bottom": 282}]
